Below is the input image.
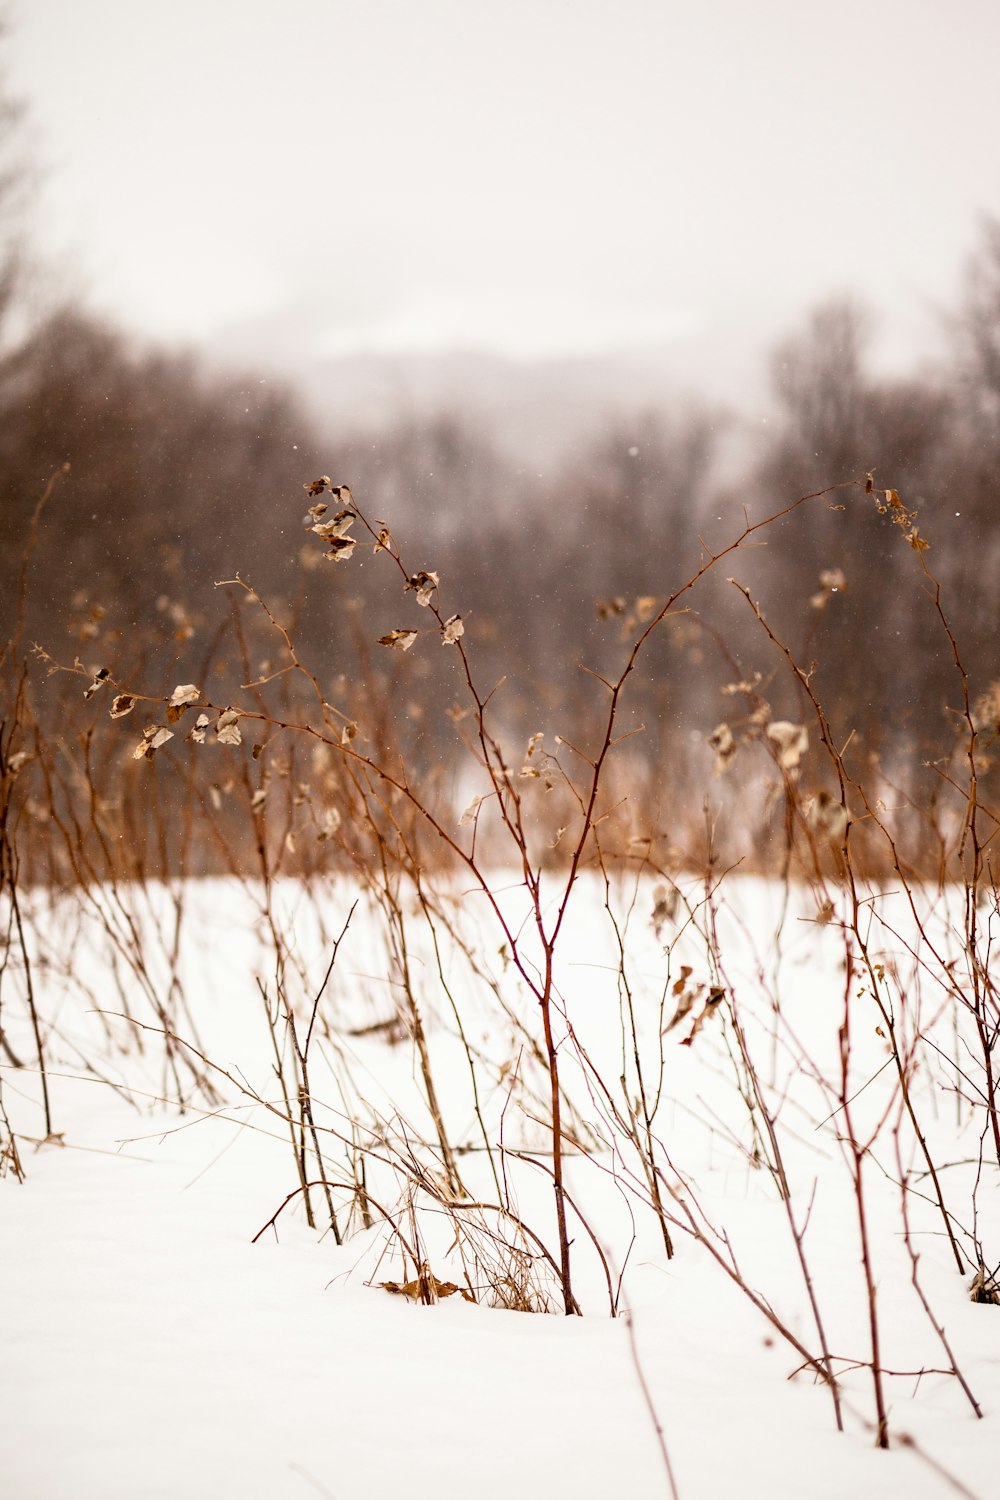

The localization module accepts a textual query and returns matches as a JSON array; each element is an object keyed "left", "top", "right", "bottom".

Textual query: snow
[{"left": 2, "top": 873, "right": 998, "bottom": 1500}]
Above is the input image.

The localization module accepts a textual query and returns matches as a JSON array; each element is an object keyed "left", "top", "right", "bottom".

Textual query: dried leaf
[
  {"left": 459, "top": 794, "right": 487, "bottom": 827},
  {"left": 378, "top": 629, "right": 418, "bottom": 652},
  {"left": 340, "top": 720, "right": 358, "bottom": 746},
  {"left": 379, "top": 1277, "right": 420, "bottom": 1300},
  {"left": 316, "top": 806, "right": 341, "bottom": 840},
  {"left": 405, "top": 570, "right": 439, "bottom": 607},
  {"left": 216, "top": 708, "right": 243, "bottom": 747},
  {"left": 720, "top": 672, "right": 762, "bottom": 697},
  {"left": 306, "top": 476, "right": 332, "bottom": 496},
  {"left": 596, "top": 597, "right": 627, "bottom": 620},
  {"left": 189, "top": 713, "right": 210, "bottom": 744},
  {"left": 811, "top": 567, "right": 847, "bottom": 610},
  {"left": 808, "top": 788, "right": 849, "bottom": 841},
  {"left": 651, "top": 884, "right": 678, "bottom": 935},
  {"left": 110, "top": 694, "right": 135, "bottom": 719},
  {"left": 5, "top": 750, "right": 33, "bottom": 778},
  {"left": 379, "top": 1266, "right": 475, "bottom": 1304},
  {"left": 323, "top": 537, "right": 357, "bottom": 563},
  {"left": 906, "top": 528, "right": 930, "bottom": 552},
  {"left": 133, "top": 725, "right": 173, "bottom": 760},
  {"left": 441, "top": 614, "right": 464, "bottom": 645},
  {"left": 519, "top": 731, "right": 546, "bottom": 779},
  {"left": 84, "top": 668, "right": 111, "bottom": 700},
  {"left": 969, "top": 1268, "right": 1000, "bottom": 1305},
  {"left": 708, "top": 722, "right": 736, "bottom": 775},
  {"left": 766, "top": 720, "right": 808, "bottom": 771},
  {"left": 680, "top": 987, "right": 725, "bottom": 1047},
  {"left": 169, "top": 683, "right": 201, "bottom": 708},
  {"left": 312, "top": 510, "right": 355, "bottom": 541},
  {"left": 663, "top": 981, "right": 699, "bottom": 1035},
  {"left": 250, "top": 787, "right": 267, "bottom": 812}
]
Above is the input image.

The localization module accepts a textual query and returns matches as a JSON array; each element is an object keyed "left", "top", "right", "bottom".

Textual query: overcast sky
[{"left": 8, "top": 0, "right": 1000, "bottom": 381}]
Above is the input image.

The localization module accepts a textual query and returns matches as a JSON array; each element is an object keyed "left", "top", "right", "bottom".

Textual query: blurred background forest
[{"left": 3, "top": 6, "right": 1000, "bottom": 877}]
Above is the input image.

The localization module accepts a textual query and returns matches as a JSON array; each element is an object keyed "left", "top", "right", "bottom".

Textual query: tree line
[{"left": 3, "top": 43, "right": 1000, "bottom": 854}]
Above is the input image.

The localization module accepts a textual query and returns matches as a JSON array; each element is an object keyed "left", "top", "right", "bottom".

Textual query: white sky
[{"left": 8, "top": 0, "right": 1000, "bottom": 373}]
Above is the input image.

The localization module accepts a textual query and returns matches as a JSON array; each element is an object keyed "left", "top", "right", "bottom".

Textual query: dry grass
[{"left": 2, "top": 466, "right": 999, "bottom": 1472}]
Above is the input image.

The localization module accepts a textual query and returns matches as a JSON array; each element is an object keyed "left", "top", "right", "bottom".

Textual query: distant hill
[{"left": 205, "top": 333, "right": 765, "bottom": 474}]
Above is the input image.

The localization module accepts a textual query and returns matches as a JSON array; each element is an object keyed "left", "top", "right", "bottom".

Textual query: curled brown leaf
[{"left": 378, "top": 629, "right": 418, "bottom": 652}]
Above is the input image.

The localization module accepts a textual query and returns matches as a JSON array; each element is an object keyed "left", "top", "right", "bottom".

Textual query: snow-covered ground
[{"left": 2, "top": 872, "right": 998, "bottom": 1500}]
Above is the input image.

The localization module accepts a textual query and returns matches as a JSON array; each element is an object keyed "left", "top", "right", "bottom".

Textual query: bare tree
[{"left": 0, "top": 10, "right": 33, "bottom": 350}]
